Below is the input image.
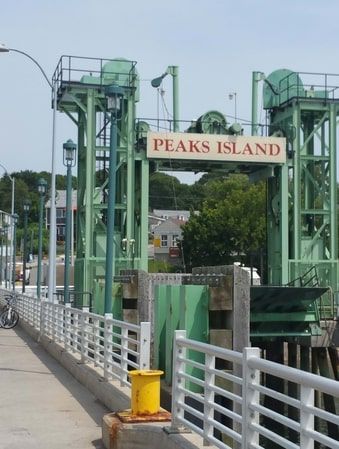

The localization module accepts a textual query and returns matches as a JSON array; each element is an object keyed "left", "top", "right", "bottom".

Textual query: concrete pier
[{"left": 0, "top": 327, "right": 108, "bottom": 448}]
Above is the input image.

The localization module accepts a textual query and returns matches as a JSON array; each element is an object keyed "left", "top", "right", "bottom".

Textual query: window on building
[
  {"left": 172, "top": 235, "right": 179, "bottom": 247},
  {"left": 56, "top": 208, "right": 66, "bottom": 218},
  {"left": 58, "top": 226, "right": 65, "bottom": 236},
  {"left": 161, "top": 235, "right": 168, "bottom": 247}
]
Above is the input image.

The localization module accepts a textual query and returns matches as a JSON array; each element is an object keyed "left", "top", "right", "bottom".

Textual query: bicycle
[{"left": 0, "top": 294, "right": 19, "bottom": 329}]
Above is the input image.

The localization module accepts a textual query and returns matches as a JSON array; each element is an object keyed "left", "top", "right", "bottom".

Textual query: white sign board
[{"left": 147, "top": 132, "right": 286, "bottom": 164}]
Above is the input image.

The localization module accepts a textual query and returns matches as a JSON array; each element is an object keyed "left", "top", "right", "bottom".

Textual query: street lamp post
[
  {"left": 37, "top": 178, "right": 47, "bottom": 299},
  {"left": 62, "top": 140, "right": 77, "bottom": 304},
  {"left": 104, "top": 84, "right": 124, "bottom": 314},
  {"left": 251, "top": 72, "right": 265, "bottom": 136},
  {"left": 151, "top": 66, "right": 179, "bottom": 132},
  {"left": 228, "top": 92, "right": 237, "bottom": 122},
  {"left": 0, "top": 43, "right": 57, "bottom": 302},
  {"left": 22, "top": 199, "right": 31, "bottom": 293},
  {"left": 0, "top": 163, "right": 15, "bottom": 287},
  {"left": 11, "top": 213, "right": 18, "bottom": 291}
]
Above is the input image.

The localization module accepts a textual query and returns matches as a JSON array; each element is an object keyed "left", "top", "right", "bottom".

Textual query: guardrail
[
  {"left": 2, "top": 288, "right": 338, "bottom": 448},
  {"left": 172, "top": 330, "right": 339, "bottom": 449},
  {"left": 0, "top": 288, "right": 150, "bottom": 387}
]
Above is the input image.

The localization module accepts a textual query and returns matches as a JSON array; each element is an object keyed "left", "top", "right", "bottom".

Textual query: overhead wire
[
  {"left": 158, "top": 88, "right": 187, "bottom": 272},
  {"left": 159, "top": 89, "right": 178, "bottom": 209}
]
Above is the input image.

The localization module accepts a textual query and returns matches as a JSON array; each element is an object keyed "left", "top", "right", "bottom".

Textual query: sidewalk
[{"left": 0, "top": 327, "right": 108, "bottom": 449}]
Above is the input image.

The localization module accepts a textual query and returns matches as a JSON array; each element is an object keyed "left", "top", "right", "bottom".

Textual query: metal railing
[
  {"left": 278, "top": 71, "right": 339, "bottom": 104},
  {"left": 52, "top": 55, "right": 138, "bottom": 104},
  {"left": 0, "top": 288, "right": 150, "bottom": 387},
  {"left": 172, "top": 330, "right": 339, "bottom": 449},
  {"left": 2, "top": 287, "right": 338, "bottom": 448}
]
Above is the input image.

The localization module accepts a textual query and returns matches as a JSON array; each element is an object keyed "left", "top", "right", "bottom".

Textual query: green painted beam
[{"left": 251, "top": 312, "right": 318, "bottom": 322}]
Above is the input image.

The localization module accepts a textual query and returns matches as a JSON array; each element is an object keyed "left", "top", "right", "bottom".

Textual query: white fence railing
[
  {"left": 0, "top": 289, "right": 150, "bottom": 387},
  {"left": 2, "top": 288, "right": 339, "bottom": 449},
  {"left": 172, "top": 330, "right": 339, "bottom": 449}
]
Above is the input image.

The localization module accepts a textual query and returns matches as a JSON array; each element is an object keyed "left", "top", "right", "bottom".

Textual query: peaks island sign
[{"left": 147, "top": 132, "right": 286, "bottom": 164}]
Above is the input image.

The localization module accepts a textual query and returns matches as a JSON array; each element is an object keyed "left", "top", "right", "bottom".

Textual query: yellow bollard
[{"left": 129, "top": 369, "right": 164, "bottom": 415}]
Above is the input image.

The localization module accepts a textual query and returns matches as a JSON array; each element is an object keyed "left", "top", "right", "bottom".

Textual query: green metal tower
[
  {"left": 255, "top": 69, "right": 338, "bottom": 292},
  {"left": 53, "top": 56, "right": 149, "bottom": 313}
]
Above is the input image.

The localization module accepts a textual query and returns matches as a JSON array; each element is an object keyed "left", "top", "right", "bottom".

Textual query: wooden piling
[
  {"left": 264, "top": 341, "right": 285, "bottom": 447},
  {"left": 317, "top": 348, "right": 339, "bottom": 441},
  {"left": 328, "top": 346, "right": 339, "bottom": 381}
]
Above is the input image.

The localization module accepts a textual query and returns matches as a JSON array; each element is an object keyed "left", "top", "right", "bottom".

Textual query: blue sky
[{"left": 0, "top": 0, "right": 338, "bottom": 183}]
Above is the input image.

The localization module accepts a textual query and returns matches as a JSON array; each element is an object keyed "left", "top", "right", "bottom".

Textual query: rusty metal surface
[{"left": 116, "top": 408, "right": 171, "bottom": 423}]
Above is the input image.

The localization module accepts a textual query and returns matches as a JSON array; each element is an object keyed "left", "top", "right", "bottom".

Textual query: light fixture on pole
[
  {"left": 62, "top": 139, "right": 77, "bottom": 304},
  {"left": 22, "top": 199, "right": 31, "bottom": 293},
  {"left": 11, "top": 213, "right": 18, "bottom": 291},
  {"left": 0, "top": 43, "right": 57, "bottom": 302},
  {"left": 228, "top": 92, "right": 237, "bottom": 122},
  {"left": 104, "top": 84, "right": 124, "bottom": 314},
  {"left": 151, "top": 66, "right": 179, "bottom": 132},
  {"left": 37, "top": 178, "right": 47, "bottom": 299}
]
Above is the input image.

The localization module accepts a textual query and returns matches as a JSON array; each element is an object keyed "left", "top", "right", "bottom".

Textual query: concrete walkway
[{"left": 0, "top": 327, "right": 108, "bottom": 449}]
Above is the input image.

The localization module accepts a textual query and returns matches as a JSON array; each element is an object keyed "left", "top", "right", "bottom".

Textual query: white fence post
[
  {"left": 171, "top": 330, "right": 187, "bottom": 430},
  {"left": 52, "top": 303, "right": 57, "bottom": 342},
  {"left": 64, "top": 303, "right": 71, "bottom": 351},
  {"left": 139, "top": 322, "right": 151, "bottom": 370},
  {"left": 81, "top": 307, "right": 89, "bottom": 363},
  {"left": 40, "top": 301, "right": 46, "bottom": 339},
  {"left": 34, "top": 297, "right": 40, "bottom": 330},
  {"left": 300, "top": 385, "right": 315, "bottom": 449},
  {"left": 46, "top": 301, "right": 51, "bottom": 337},
  {"left": 44, "top": 301, "right": 49, "bottom": 336},
  {"left": 242, "top": 347, "right": 260, "bottom": 449},
  {"left": 93, "top": 317, "right": 100, "bottom": 367},
  {"left": 203, "top": 353, "right": 215, "bottom": 445},
  {"left": 104, "top": 313, "right": 113, "bottom": 380},
  {"left": 22, "top": 295, "right": 26, "bottom": 322},
  {"left": 58, "top": 305, "right": 64, "bottom": 343},
  {"left": 73, "top": 311, "right": 80, "bottom": 354},
  {"left": 120, "top": 327, "right": 129, "bottom": 386}
]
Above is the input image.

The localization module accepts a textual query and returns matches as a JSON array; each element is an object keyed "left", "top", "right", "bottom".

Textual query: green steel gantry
[
  {"left": 252, "top": 69, "right": 338, "bottom": 293},
  {"left": 53, "top": 56, "right": 149, "bottom": 313},
  {"left": 53, "top": 57, "right": 338, "bottom": 325}
]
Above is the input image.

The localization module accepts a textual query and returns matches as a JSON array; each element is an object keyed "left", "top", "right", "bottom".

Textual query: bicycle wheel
[{"left": 0, "top": 309, "right": 19, "bottom": 329}]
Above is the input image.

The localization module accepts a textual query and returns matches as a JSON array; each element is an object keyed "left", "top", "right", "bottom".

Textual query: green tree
[
  {"left": 0, "top": 170, "right": 75, "bottom": 225},
  {"left": 181, "top": 175, "right": 266, "bottom": 271},
  {"left": 149, "top": 172, "right": 202, "bottom": 210},
  {"left": 0, "top": 170, "right": 76, "bottom": 259},
  {"left": 149, "top": 172, "right": 182, "bottom": 209}
]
